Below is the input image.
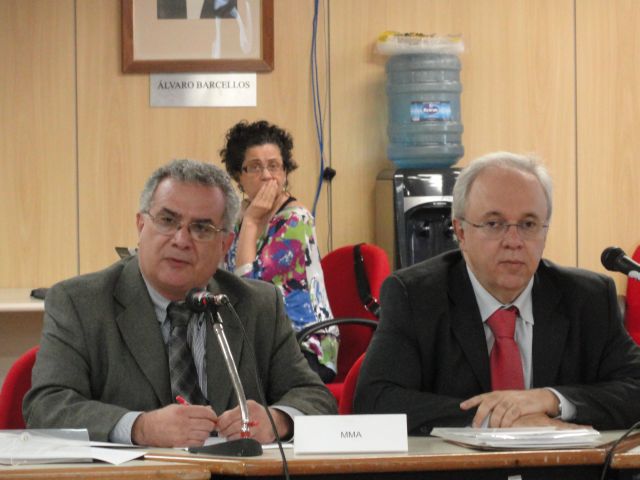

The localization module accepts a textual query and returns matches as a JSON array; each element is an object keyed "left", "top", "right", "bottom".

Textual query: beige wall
[{"left": 2, "top": 0, "right": 640, "bottom": 296}]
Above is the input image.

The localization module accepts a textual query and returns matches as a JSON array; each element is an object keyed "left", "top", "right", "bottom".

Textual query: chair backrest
[
  {"left": 0, "top": 346, "right": 39, "bottom": 429},
  {"left": 338, "top": 353, "right": 366, "bottom": 414},
  {"left": 321, "top": 244, "right": 390, "bottom": 382},
  {"left": 625, "top": 245, "right": 640, "bottom": 344}
]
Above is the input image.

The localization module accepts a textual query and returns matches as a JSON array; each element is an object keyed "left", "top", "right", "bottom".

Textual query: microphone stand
[{"left": 187, "top": 305, "right": 262, "bottom": 457}]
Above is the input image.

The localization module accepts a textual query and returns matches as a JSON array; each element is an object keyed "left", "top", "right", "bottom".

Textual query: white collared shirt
[
  {"left": 467, "top": 266, "right": 535, "bottom": 388},
  {"left": 466, "top": 265, "right": 575, "bottom": 421}
]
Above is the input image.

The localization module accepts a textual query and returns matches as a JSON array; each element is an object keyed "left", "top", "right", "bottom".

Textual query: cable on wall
[{"left": 310, "top": 0, "right": 332, "bottom": 218}]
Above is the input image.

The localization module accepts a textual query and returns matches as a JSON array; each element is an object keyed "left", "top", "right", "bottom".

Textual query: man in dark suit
[
  {"left": 24, "top": 159, "right": 336, "bottom": 447},
  {"left": 354, "top": 152, "right": 640, "bottom": 434}
]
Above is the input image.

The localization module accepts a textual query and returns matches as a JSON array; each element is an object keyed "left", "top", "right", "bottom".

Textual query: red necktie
[{"left": 487, "top": 307, "right": 525, "bottom": 390}]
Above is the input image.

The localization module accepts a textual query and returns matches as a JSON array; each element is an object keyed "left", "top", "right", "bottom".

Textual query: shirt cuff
[
  {"left": 109, "top": 411, "right": 142, "bottom": 445},
  {"left": 546, "top": 387, "right": 577, "bottom": 421},
  {"left": 271, "top": 405, "right": 303, "bottom": 441}
]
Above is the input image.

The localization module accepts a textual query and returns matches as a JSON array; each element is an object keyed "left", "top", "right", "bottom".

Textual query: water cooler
[
  {"left": 375, "top": 35, "right": 464, "bottom": 269},
  {"left": 376, "top": 168, "right": 460, "bottom": 269}
]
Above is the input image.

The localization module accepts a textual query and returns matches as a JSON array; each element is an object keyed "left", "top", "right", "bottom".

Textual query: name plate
[
  {"left": 294, "top": 414, "right": 407, "bottom": 454},
  {"left": 150, "top": 73, "right": 257, "bottom": 107}
]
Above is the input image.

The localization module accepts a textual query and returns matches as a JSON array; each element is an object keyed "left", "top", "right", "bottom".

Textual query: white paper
[
  {"left": 0, "top": 429, "right": 91, "bottom": 465},
  {"left": 90, "top": 447, "right": 146, "bottom": 465},
  {"left": 431, "top": 427, "right": 602, "bottom": 450},
  {"left": 0, "top": 430, "right": 146, "bottom": 465}
]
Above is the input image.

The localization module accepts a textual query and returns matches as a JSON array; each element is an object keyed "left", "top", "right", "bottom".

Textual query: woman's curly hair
[{"left": 220, "top": 120, "right": 298, "bottom": 181}]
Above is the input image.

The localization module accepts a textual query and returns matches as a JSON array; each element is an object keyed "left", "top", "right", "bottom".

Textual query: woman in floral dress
[{"left": 221, "top": 120, "right": 338, "bottom": 382}]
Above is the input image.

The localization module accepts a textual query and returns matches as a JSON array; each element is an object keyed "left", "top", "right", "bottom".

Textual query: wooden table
[
  {"left": 0, "top": 459, "right": 210, "bottom": 480},
  {"left": 0, "top": 289, "right": 44, "bottom": 384},
  {"left": 0, "top": 433, "right": 637, "bottom": 480},
  {"left": 145, "top": 433, "right": 633, "bottom": 480},
  {"left": 0, "top": 289, "right": 45, "bottom": 313},
  {"left": 606, "top": 432, "right": 640, "bottom": 479}
]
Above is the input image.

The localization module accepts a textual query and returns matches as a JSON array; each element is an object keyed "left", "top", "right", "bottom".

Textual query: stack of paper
[
  {"left": 430, "top": 427, "right": 602, "bottom": 450},
  {"left": 0, "top": 430, "right": 146, "bottom": 465}
]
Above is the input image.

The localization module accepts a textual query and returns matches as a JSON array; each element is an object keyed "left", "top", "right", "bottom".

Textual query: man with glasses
[
  {"left": 24, "top": 159, "right": 336, "bottom": 447},
  {"left": 354, "top": 152, "right": 640, "bottom": 432}
]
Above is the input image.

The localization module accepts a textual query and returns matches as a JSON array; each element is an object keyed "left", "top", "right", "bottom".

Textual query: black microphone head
[
  {"left": 185, "top": 288, "right": 214, "bottom": 313},
  {"left": 601, "top": 246, "right": 625, "bottom": 272}
]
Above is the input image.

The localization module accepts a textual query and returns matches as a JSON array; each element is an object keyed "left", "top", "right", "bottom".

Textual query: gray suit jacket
[
  {"left": 354, "top": 249, "right": 640, "bottom": 434},
  {"left": 24, "top": 256, "right": 336, "bottom": 440}
]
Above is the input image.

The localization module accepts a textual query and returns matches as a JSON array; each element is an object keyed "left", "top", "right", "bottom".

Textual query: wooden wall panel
[
  {"left": 76, "top": 0, "right": 330, "bottom": 273},
  {"left": 329, "top": 0, "right": 577, "bottom": 265},
  {"left": 5, "top": 0, "right": 640, "bottom": 296},
  {"left": 0, "top": 0, "right": 77, "bottom": 287},
  {"left": 577, "top": 0, "right": 640, "bottom": 293}
]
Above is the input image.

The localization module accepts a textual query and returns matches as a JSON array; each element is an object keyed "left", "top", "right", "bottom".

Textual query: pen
[
  {"left": 176, "top": 395, "right": 190, "bottom": 406},
  {"left": 241, "top": 421, "right": 260, "bottom": 438}
]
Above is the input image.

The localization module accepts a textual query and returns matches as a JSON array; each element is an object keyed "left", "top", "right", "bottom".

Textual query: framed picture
[{"left": 122, "top": 0, "right": 273, "bottom": 73}]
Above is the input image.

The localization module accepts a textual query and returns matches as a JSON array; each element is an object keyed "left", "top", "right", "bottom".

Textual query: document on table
[
  {"left": 0, "top": 430, "right": 146, "bottom": 465},
  {"left": 430, "top": 427, "right": 602, "bottom": 450}
]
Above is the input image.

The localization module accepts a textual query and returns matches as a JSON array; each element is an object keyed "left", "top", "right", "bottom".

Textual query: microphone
[
  {"left": 185, "top": 288, "right": 229, "bottom": 312},
  {"left": 183, "top": 289, "right": 262, "bottom": 457},
  {"left": 601, "top": 247, "right": 640, "bottom": 280}
]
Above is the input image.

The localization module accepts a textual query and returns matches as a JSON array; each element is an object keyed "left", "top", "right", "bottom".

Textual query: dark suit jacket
[
  {"left": 353, "top": 249, "right": 640, "bottom": 434},
  {"left": 24, "top": 256, "right": 336, "bottom": 441}
]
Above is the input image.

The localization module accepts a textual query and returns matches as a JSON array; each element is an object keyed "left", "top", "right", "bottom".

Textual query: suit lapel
[
  {"left": 449, "top": 260, "right": 492, "bottom": 392},
  {"left": 204, "top": 276, "right": 245, "bottom": 414},
  {"left": 114, "top": 257, "right": 172, "bottom": 405},
  {"left": 531, "top": 264, "right": 569, "bottom": 387}
]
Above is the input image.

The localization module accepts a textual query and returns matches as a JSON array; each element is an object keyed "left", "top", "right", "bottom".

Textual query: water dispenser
[{"left": 376, "top": 168, "right": 460, "bottom": 269}]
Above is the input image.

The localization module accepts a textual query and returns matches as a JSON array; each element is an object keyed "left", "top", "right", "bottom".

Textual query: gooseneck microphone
[
  {"left": 184, "top": 288, "right": 262, "bottom": 457},
  {"left": 601, "top": 247, "right": 640, "bottom": 280},
  {"left": 185, "top": 289, "right": 229, "bottom": 311}
]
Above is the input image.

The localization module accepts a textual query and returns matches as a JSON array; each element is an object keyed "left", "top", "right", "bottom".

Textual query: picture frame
[{"left": 122, "top": 0, "right": 273, "bottom": 73}]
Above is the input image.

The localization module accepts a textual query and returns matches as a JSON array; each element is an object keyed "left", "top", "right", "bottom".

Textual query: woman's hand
[
  {"left": 235, "top": 179, "right": 286, "bottom": 267},
  {"left": 243, "top": 180, "right": 281, "bottom": 228}
]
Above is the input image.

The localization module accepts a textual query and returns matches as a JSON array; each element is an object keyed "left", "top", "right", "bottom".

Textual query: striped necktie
[{"left": 166, "top": 302, "right": 207, "bottom": 404}]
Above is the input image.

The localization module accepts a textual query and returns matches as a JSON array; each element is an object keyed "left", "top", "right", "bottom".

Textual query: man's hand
[
  {"left": 131, "top": 404, "right": 217, "bottom": 447},
  {"left": 216, "top": 400, "right": 293, "bottom": 444},
  {"left": 460, "top": 388, "right": 560, "bottom": 427},
  {"left": 511, "top": 413, "right": 585, "bottom": 428}
]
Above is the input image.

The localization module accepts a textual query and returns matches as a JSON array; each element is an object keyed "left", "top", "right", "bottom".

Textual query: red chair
[
  {"left": 0, "top": 346, "right": 39, "bottom": 429},
  {"left": 298, "top": 243, "right": 390, "bottom": 403},
  {"left": 625, "top": 245, "right": 640, "bottom": 344},
  {"left": 338, "top": 353, "right": 366, "bottom": 414}
]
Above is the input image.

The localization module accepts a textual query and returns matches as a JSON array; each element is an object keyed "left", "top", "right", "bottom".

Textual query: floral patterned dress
[{"left": 224, "top": 203, "right": 339, "bottom": 374}]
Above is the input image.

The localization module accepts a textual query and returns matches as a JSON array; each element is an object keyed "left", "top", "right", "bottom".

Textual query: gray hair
[
  {"left": 139, "top": 159, "right": 240, "bottom": 231},
  {"left": 452, "top": 151, "right": 553, "bottom": 221}
]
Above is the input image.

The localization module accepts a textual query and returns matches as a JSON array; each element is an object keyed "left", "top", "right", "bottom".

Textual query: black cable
[
  {"left": 599, "top": 420, "right": 640, "bottom": 480},
  {"left": 217, "top": 301, "right": 290, "bottom": 480},
  {"left": 310, "top": 0, "right": 327, "bottom": 217}
]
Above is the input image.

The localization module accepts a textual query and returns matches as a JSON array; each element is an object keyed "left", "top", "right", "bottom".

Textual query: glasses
[
  {"left": 145, "top": 211, "right": 226, "bottom": 242},
  {"left": 461, "top": 218, "right": 549, "bottom": 240},
  {"left": 241, "top": 163, "right": 284, "bottom": 175}
]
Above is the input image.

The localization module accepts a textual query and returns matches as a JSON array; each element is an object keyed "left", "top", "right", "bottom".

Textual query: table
[
  {"left": 0, "top": 459, "right": 210, "bottom": 480},
  {"left": 0, "top": 289, "right": 44, "bottom": 384},
  {"left": 0, "top": 289, "right": 45, "bottom": 313},
  {"left": 145, "top": 433, "right": 634, "bottom": 480},
  {"left": 607, "top": 432, "right": 640, "bottom": 479},
  {"left": 0, "top": 433, "right": 637, "bottom": 480}
]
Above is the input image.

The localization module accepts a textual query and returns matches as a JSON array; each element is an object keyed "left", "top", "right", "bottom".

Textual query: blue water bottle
[{"left": 386, "top": 53, "right": 463, "bottom": 168}]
